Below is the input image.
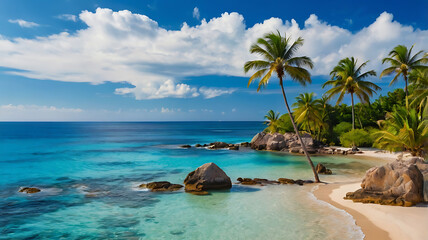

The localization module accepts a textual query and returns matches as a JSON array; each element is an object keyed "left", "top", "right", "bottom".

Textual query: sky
[{"left": 0, "top": 0, "right": 427, "bottom": 121}]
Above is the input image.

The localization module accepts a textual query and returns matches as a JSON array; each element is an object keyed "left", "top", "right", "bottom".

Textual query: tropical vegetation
[
  {"left": 244, "top": 32, "right": 428, "bottom": 158},
  {"left": 246, "top": 31, "right": 427, "bottom": 158}
]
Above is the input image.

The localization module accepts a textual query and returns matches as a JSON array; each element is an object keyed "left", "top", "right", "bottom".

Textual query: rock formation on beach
[
  {"left": 139, "top": 181, "right": 183, "bottom": 192},
  {"left": 19, "top": 187, "right": 41, "bottom": 194},
  {"left": 250, "top": 132, "right": 318, "bottom": 153},
  {"left": 184, "top": 162, "right": 232, "bottom": 192},
  {"left": 345, "top": 157, "right": 428, "bottom": 206}
]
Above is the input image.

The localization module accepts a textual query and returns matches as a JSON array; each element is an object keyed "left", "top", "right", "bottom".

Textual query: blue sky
[{"left": 0, "top": 0, "right": 427, "bottom": 121}]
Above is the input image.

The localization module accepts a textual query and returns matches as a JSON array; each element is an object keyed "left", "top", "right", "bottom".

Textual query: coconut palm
[
  {"left": 292, "top": 93, "right": 323, "bottom": 136},
  {"left": 380, "top": 45, "right": 428, "bottom": 98},
  {"left": 264, "top": 110, "right": 280, "bottom": 133},
  {"left": 323, "top": 57, "right": 381, "bottom": 130},
  {"left": 408, "top": 68, "right": 428, "bottom": 111},
  {"left": 373, "top": 106, "right": 427, "bottom": 157},
  {"left": 244, "top": 31, "right": 320, "bottom": 182}
]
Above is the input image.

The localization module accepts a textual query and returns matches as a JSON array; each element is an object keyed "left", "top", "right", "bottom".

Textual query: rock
[
  {"left": 229, "top": 145, "right": 239, "bottom": 150},
  {"left": 209, "top": 142, "right": 230, "bottom": 149},
  {"left": 316, "top": 163, "right": 333, "bottom": 175},
  {"left": 237, "top": 177, "right": 279, "bottom": 185},
  {"left": 19, "top": 187, "right": 41, "bottom": 194},
  {"left": 184, "top": 163, "right": 232, "bottom": 192},
  {"left": 294, "top": 180, "right": 304, "bottom": 185},
  {"left": 344, "top": 158, "right": 426, "bottom": 206},
  {"left": 195, "top": 144, "right": 202, "bottom": 147},
  {"left": 289, "top": 147, "right": 300, "bottom": 153},
  {"left": 180, "top": 145, "right": 191, "bottom": 148},
  {"left": 352, "top": 146, "right": 359, "bottom": 152},
  {"left": 237, "top": 178, "right": 258, "bottom": 185},
  {"left": 278, "top": 178, "right": 295, "bottom": 184},
  {"left": 139, "top": 181, "right": 183, "bottom": 192},
  {"left": 240, "top": 142, "right": 250, "bottom": 147}
]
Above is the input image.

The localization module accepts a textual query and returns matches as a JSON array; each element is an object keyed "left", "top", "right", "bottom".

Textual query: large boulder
[
  {"left": 345, "top": 157, "right": 427, "bottom": 206},
  {"left": 184, "top": 163, "right": 232, "bottom": 192}
]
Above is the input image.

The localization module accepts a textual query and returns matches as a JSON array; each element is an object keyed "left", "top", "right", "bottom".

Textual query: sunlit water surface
[{"left": 0, "top": 122, "right": 385, "bottom": 239}]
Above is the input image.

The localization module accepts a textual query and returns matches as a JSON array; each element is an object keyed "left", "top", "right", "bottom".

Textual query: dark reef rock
[
  {"left": 344, "top": 157, "right": 427, "bottom": 206},
  {"left": 316, "top": 163, "right": 333, "bottom": 175},
  {"left": 19, "top": 187, "right": 41, "bottom": 194},
  {"left": 184, "top": 163, "right": 232, "bottom": 192},
  {"left": 180, "top": 145, "right": 191, "bottom": 148},
  {"left": 139, "top": 181, "right": 183, "bottom": 192},
  {"left": 236, "top": 178, "right": 279, "bottom": 185}
]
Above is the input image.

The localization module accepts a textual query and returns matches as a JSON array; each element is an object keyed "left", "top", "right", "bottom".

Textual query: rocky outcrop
[
  {"left": 19, "top": 187, "right": 41, "bottom": 194},
  {"left": 250, "top": 132, "right": 318, "bottom": 153},
  {"left": 139, "top": 181, "right": 183, "bottom": 192},
  {"left": 184, "top": 163, "right": 232, "bottom": 192},
  {"left": 237, "top": 178, "right": 279, "bottom": 185},
  {"left": 345, "top": 157, "right": 427, "bottom": 206},
  {"left": 180, "top": 145, "right": 191, "bottom": 148},
  {"left": 236, "top": 177, "right": 314, "bottom": 186},
  {"left": 316, "top": 163, "right": 332, "bottom": 175}
]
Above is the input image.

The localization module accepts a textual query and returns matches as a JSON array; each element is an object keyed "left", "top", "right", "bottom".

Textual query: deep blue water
[{"left": 0, "top": 122, "right": 374, "bottom": 239}]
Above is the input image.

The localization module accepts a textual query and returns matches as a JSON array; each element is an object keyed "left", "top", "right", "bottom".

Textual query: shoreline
[{"left": 314, "top": 182, "right": 428, "bottom": 240}]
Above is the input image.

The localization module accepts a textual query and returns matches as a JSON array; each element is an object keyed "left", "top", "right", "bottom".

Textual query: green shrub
[
  {"left": 333, "top": 122, "right": 352, "bottom": 136},
  {"left": 277, "top": 114, "right": 295, "bottom": 133},
  {"left": 340, "top": 129, "right": 373, "bottom": 147}
]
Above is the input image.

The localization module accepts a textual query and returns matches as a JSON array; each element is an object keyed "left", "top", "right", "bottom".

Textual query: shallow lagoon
[{"left": 0, "top": 122, "right": 382, "bottom": 239}]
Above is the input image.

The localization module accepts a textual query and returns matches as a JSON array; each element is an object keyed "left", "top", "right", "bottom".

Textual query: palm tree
[
  {"left": 264, "top": 110, "right": 280, "bottom": 133},
  {"left": 373, "top": 106, "right": 427, "bottom": 157},
  {"left": 292, "top": 93, "right": 323, "bottom": 136},
  {"left": 244, "top": 31, "right": 320, "bottom": 183},
  {"left": 323, "top": 57, "right": 380, "bottom": 130},
  {"left": 380, "top": 45, "right": 428, "bottom": 98},
  {"left": 408, "top": 68, "right": 428, "bottom": 111}
]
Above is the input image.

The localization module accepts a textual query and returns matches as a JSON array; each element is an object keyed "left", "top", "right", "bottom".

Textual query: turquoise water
[{"left": 0, "top": 122, "right": 381, "bottom": 239}]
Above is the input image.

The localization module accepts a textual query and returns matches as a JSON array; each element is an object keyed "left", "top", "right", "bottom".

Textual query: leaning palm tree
[
  {"left": 292, "top": 93, "right": 323, "bottom": 135},
  {"left": 264, "top": 110, "right": 280, "bottom": 133},
  {"left": 323, "top": 57, "right": 381, "bottom": 130},
  {"left": 380, "top": 45, "right": 428, "bottom": 98},
  {"left": 244, "top": 31, "right": 320, "bottom": 182},
  {"left": 373, "top": 106, "right": 427, "bottom": 157}
]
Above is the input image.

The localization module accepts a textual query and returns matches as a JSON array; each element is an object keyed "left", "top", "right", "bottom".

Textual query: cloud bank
[{"left": 1, "top": 8, "right": 427, "bottom": 99}]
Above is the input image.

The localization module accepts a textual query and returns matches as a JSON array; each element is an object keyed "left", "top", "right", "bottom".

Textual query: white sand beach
[{"left": 315, "top": 182, "right": 428, "bottom": 240}]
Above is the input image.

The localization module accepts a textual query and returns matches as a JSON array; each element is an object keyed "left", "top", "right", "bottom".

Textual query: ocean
[{"left": 0, "top": 122, "right": 381, "bottom": 239}]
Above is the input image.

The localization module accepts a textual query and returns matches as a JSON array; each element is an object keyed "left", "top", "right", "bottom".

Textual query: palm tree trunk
[
  {"left": 279, "top": 79, "right": 320, "bottom": 183},
  {"left": 351, "top": 92, "right": 355, "bottom": 130},
  {"left": 404, "top": 74, "right": 408, "bottom": 98}
]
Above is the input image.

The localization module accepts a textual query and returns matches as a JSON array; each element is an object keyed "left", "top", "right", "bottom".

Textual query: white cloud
[
  {"left": 8, "top": 19, "right": 39, "bottom": 28},
  {"left": 56, "top": 14, "right": 77, "bottom": 22},
  {"left": 1, "top": 9, "right": 427, "bottom": 100},
  {"left": 193, "top": 7, "right": 200, "bottom": 20},
  {"left": 199, "top": 87, "right": 235, "bottom": 99},
  {"left": 0, "top": 104, "right": 83, "bottom": 121}
]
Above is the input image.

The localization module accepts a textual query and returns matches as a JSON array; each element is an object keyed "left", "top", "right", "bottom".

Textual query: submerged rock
[
  {"left": 184, "top": 163, "right": 232, "bottom": 192},
  {"left": 236, "top": 178, "right": 279, "bottom": 185},
  {"left": 19, "top": 187, "right": 41, "bottom": 194},
  {"left": 316, "top": 163, "right": 333, "bottom": 175},
  {"left": 139, "top": 181, "right": 183, "bottom": 192},
  {"left": 345, "top": 157, "right": 427, "bottom": 206},
  {"left": 180, "top": 145, "right": 191, "bottom": 148}
]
